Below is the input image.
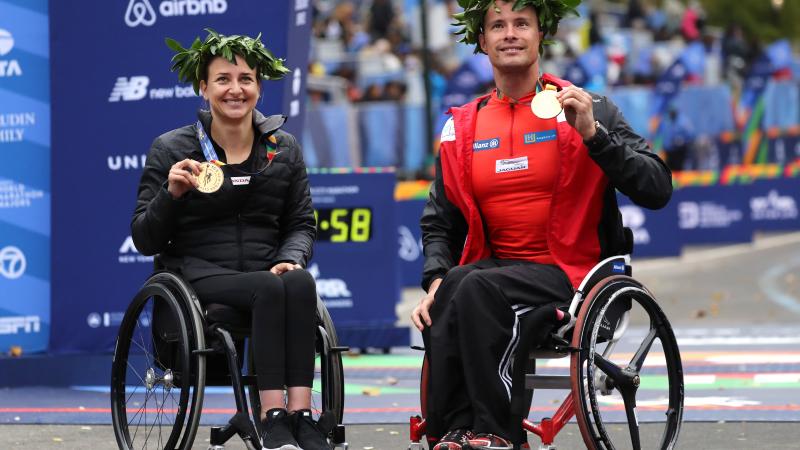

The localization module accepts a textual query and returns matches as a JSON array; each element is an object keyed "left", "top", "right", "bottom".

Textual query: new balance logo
[{"left": 109, "top": 76, "right": 150, "bottom": 102}]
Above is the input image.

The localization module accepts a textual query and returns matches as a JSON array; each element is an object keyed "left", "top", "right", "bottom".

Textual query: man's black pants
[{"left": 421, "top": 259, "right": 574, "bottom": 444}]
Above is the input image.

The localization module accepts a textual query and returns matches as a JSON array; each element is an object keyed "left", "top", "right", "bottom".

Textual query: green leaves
[
  {"left": 452, "top": 0, "right": 582, "bottom": 54},
  {"left": 165, "top": 28, "right": 290, "bottom": 94}
]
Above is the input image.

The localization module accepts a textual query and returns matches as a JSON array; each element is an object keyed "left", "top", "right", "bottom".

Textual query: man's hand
[
  {"left": 557, "top": 86, "right": 597, "bottom": 141},
  {"left": 270, "top": 262, "right": 301, "bottom": 275},
  {"left": 411, "top": 278, "right": 442, "bottom": 331}
]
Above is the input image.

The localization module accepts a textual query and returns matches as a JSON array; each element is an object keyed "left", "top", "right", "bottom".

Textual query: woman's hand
[
  {"left": 411, "top": 278, "right": 442, "bottom": 331},
  {"left": 270, "top": 262, "right": 302, "bottom": 275},
  {"left": 167, "top": 159, "right": 202, "bottom": 199}
]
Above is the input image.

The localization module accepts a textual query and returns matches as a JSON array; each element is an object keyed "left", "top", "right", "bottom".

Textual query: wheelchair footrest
[{"left": 525, "top": 375, "right": 571, "bottom": 390}]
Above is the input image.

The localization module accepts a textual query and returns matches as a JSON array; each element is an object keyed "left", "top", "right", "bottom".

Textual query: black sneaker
[
  {"left": 293, "top": 409, "right": 333, "bottom": 450},
  {"left": 432, "top": 429, "right": 476, "bottom": 450},
  {"left": 261, "top": 408, "right": 300, "bottom": 450}
]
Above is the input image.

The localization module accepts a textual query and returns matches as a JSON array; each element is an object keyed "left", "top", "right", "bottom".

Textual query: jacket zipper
[
  {"left": 236, "top": 213, "right": 244, "bottom": 271},
  {"left": 509, "top": 102, "right": 515, "bottom": 157}
]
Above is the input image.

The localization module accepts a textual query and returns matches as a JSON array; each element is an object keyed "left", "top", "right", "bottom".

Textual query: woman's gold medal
[{"left": 196, "top": 162, "right": 224, "bottom": 193}]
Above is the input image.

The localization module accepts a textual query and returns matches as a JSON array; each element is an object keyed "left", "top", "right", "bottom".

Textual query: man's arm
[
  {"left": 420, "top": 153, "right": 468, "bottom": 292},
  {"left": 586, "top": 95, "right": 673, "bottom": 210}
]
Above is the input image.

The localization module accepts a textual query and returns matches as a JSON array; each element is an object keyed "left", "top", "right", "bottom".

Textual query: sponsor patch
[
  {"left": 496, "top": 156, "right": 528, "bottom": 173},
  {"left": 612, "top": 262, "right": 625, "bottom": 273},
  {"left": 523, "top": 129, "right": 557, "bottom": 144},
  {"left": 231, "top": 176, "right": 251, "bottom": 186},
  {"left": 473, "top": 137, "right": 501, "bottom": 151}
]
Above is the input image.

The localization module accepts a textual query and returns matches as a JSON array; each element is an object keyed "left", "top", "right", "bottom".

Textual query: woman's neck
[{"left": 210, "top": 113, "right": 255, "bottom": 163}]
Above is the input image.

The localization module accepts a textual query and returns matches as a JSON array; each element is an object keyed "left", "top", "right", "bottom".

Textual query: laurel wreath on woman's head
[
  {"left": 166, "top": 28, "right": 290, "bottom": 94},
  {"left": 453, "top": 0, "right": 581, "bottom": 54}
]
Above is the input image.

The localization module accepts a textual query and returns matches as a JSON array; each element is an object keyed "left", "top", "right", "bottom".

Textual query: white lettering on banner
[
  {"left": 160, "top": 0, "right": 228, "bottom": 17},
  {"left": 86, "top": 311, "right": 128, "bottom": 328},
  {"left": 126, "top": 0, "right": 227, "bottom": 27},
  {"left": 118, "top": 236, "right": 154, "bottom": 264},
  {"left": 619, "top": 205, "right": 651, "bottom": 245},
  {"left": 0, "top": 246, "right": 26, "bottom": 279},
  {"left": 296, "top": 11, "right": 307, "bottom": 26},
  {"left": 0, "top": 180, "right": 44, "bottom": 209},
  {"left": 308, "top": 263, "right": 353, "bottom": 308},
  {"left": 109, "top": 76, "right": 150, "bottom": 102},
  {"left": 678, "top": 201, "right": 743, "bottom": 230},
  {"left": 0, "top": 113, "right": 35, "bottom": 127},
  {"left": 295, "top": 0, "right": 309, "bottom": 10},
  {"left": 398, "top": 225, "right": 422, "bottom": 261},
  {"left": 750, "top": 190, "right": 798, "bottom": 221},
  {"left": 0, "top": 128, "right": 23, "bottom": 142},
  {"left": 0, "top": 29, "right": 22, "bottom": 77},
  {"left": 108, "top": 155, "right": 147, "bottom": 171},
  {"left": 109, "top": 76, "right": 197, "bottom": 103},
  {"left": 0, "top": 316, "right": 40, "bottom": 335}
]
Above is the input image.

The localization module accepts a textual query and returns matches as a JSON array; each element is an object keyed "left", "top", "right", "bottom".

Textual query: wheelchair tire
[
  {"left": 570, "top": 276, "right": 684, "bottom": 450},
  {"left": 317, "top": 296, "right": 345, "bottom": 424},
  {"left": 111, "top": 281, "right": 204, "bottom": 450}
]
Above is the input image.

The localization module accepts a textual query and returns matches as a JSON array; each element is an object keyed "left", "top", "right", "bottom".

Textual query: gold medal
[
  {"left": 196, "top": 162, "right": 224, "bottom": 193},
  {"left": 530, "top": 84, "right": 562, "bottom": 119}
]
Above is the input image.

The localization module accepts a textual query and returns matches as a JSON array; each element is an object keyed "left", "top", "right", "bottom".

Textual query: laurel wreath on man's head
[
  {"left": 166, "top": 28, "right": 290, "bottom": 95},
  {"left": 453, "top": 0, "right": 581, "bottom": 54}
]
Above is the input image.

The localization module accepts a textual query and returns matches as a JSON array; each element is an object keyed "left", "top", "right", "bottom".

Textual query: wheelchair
[
  {"left": 409, "top": 255, "right": 684, "bottom": 450},
  {"left": 110, "top": 269, "right": 349, "bottom": 450}
]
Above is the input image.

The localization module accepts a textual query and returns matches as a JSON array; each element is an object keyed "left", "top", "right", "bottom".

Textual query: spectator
[{"left": 662, "top": 107, "right": 695, "bottom": 171}]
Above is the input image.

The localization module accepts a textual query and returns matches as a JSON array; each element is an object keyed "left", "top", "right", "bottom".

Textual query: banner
[
  {"left": 309, "top": 172, "right": 408, "bottom": 349},
  {"left": 397, "top": 199, "right": 425, "bottom": 287},
  {"left": 618, "top": 194, "right": 680, "bottom": 258},
  {"left": 49, "top": 0, "right": 311, "bottom": 354},
  {"left": 675, "top": 185, "right": 752, "bottom": 245},
  {"left": 0, "top": 0, "right": 50, "bottom": 354}
]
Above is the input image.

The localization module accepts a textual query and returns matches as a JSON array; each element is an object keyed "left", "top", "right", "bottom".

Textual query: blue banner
[
  {"left": 0, "top": 0, "right": 50, "bottom": 354},
  {"left": 746, "top": 178, "right": 800, "bottom": 232},
  {"left": 618, "top": 195, "right": 681, "bottom": 258},
  {"left": 675, "top": 185, "right": 752, "bottom": 245},
  {"left": 49, "top": 0, "right": 311, "bottom": 354},
  {"left": 309, "top": 173, "right": 408, "bottom": 349},
  {"left": 397, "top": 199, "right": 426, "bottom": 287}
]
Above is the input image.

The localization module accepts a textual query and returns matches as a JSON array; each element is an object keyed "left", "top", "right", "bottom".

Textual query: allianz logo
[
  {"left": 119, "top": 236, "right": 154, "bottom": 264},
  {"left": 109, "top": 76, "right": 197, "bottom": 102},
  {"left": 0, "top": 28, "right": 22, "bottom": 77},
  {"left": 750, "top": 190, "right": 798, "bottom": 221},
  {"left": 308, "top": 263, "right": 353, "bottom": 308},
  {"left": 108, "top": 154, "right": 147, "bottom": 171},
  {"left": 125, "top": 0, "right": 228, "bottom": 27}
]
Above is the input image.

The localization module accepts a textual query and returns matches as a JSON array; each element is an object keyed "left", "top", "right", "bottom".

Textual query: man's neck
[
  {"left": 494, "top": 64, "right": 540, "bottom": 102},
  {"left": 210, "top": 113, "right": 255, "bottom": 161}
]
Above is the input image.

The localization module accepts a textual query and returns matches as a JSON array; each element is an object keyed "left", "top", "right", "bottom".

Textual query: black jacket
[{"left": 131, "top": 110, "right": 316, "bottom": 281}]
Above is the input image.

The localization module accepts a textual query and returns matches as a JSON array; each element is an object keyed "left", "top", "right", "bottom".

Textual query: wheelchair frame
[
  {"left": 409, "top": 255, "right": 685, "bottom": 450},
  {"left": 111, "top": 270, "right": 349, "bottom": 450}
]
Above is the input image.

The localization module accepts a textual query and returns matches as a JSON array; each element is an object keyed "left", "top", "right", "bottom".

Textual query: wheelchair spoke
[
  {"left": 621, "top": 390, "right": 641, "bottom": 450},
  {"left": 593, "top": 353, "right": 624, "bottom": 384},
  {"left": 627, "top": 328, "right": 657, "bottom": 373}
]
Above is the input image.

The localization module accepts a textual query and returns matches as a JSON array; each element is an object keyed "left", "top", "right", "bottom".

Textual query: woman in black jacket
[{"left": 131, "top": 29, "right": 328, "bottom": 450}]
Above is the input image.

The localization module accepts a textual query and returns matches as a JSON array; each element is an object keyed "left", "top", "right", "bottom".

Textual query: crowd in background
[{"left": 301, "top": 0, "right": 798, "bottom": 177}]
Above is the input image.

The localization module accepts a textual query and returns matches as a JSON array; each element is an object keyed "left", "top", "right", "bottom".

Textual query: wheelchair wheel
[
  {"left": 315, "top": 296, "right": 345, "bottom": 423},
  {"left": 111, "top": 280, "right": 205, "bottom": 450},
  {"left": 570, "top": 276, "right": 684, "bottom": 450}
]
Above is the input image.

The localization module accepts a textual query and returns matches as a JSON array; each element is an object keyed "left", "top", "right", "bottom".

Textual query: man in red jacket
[{"left": 411, "top": 1, "right": 672, "bottom": 449}]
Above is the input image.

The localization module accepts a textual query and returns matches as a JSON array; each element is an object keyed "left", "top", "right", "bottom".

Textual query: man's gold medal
[
  {"left": 196, "top": 162, "right": 224, "bottom": 193},
  {"left": 530, "top": 84, "right": 562, "bottom": 119}
]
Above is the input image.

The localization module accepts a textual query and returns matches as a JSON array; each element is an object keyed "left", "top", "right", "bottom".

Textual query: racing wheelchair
[
  {"left": 110, "top": 269, "right": 348, "bottom": 450},
  {"left": 409, "top": 255, "right": 684, "bottom": 450}
]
